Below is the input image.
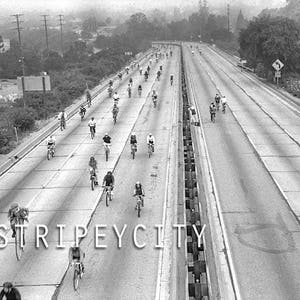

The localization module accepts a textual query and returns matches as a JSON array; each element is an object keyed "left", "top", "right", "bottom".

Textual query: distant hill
[{"left": 260, "top": 0, "right": 300, "bottom": 22}]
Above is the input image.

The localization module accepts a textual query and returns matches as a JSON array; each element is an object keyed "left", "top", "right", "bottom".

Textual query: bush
[
  {"left": 11, "top": 107, "right": 37, "bottom": 131},
  {"left": 255, "top": 63, "right": 266, "bottom": 78}
]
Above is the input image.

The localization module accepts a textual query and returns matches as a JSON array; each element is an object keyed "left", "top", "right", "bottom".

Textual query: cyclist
[
  {"left": 127, "top": 84, "right": 132, "bottom": 98},
  {"left": 69, "top": 244, "right": 85, "bottom": 274},
  {"left": 157, "top": 70, "right": 161, "bottom": 81},
  {"left": 215, "top": 93, "right": 221, "bottom": 110},
  {"left": 86, "top": 90, "right": 91, "bottom": 106},
  {"left": 59, "top": 109, "right": 66, "bottom": 130},
  {"left": 103, "top": 133, "right": 111, "bottom": 146},
  {"left": 147, "top": 133, "right": 155, "bottom": 152},
  {"left": 130, "top": 132, "right": 137, "bottom": 151},
  {"left": 0, "top": 282, "right": 21, "bottom": 300},
  {"left": 138, "top": 84, "right": 142, "bottom": 97},
  {"left": 8, "top": 203, "right": 28, "bottom": 238},
  {"left": 139, "top": 67, "right": 143, "bottom": 75},
  {"left": 46, "top": 135, "right": 56, "bottom": 153},
  {"left": 170, "top": 74, "right": 174, "bottom": 86},
  {"left": 88, "top": 117, "right": 96, "bottom": 137},
  {"left": 192, "top": 50, "right": 194, "bottom": 55},
  {"left": 144, "top": 71, "right": 148, "bottom": 81},
  {"left": 129, "top": 78, "right": 133, "bottom": 87},
  {"left": 152, "top": 90, "right": 158, "bottom": 105},
  {"left": 147, "top": 65, "right": 150, "bottom": 74},
  {"left": 79, "top": 105, "right": 86, "bottom": 119},
  {"left": 88, "top": 156, "right": 98, "bottom": 185},
  {"left": 102, "top": 171, "right": 115, "bottom": 196},
  {"left": 133, "top": 181, "right": 145, "bottom": 208},
  {"left": 125, "top": 67, "right": 129, "bottom": 74},
  {"left": 113, "top": 92, "right": 120, "bottom": 105},
  {"left": 108, "top": 86, "right": 113, "bottom": 98},
  {"left": 221, "top": 96, "right": 227, "bottom": 112},
  {"left": 209, "top": 102, "right": 216, "bottom": 122},
  {"left": 159, "top": 65, "right": 163, "bottom": 72},
  {"left": 118, "top": 72, "right": 122, "bottom": 80},
  {"left": 166, "top": 52, "right": 168, "bottom": 59},
  {"left": 109, "top": 80, "right": 113, "bottom": 87},
  {"left": 112, "top": 104, "right": 119, "bottom": 120},
  {"left": 170, "top": 50, "right": 173, "bottom": 57}
]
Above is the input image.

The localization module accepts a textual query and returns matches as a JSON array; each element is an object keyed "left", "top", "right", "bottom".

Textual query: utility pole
[
  {"left": 41, "top": 15, "right": 50, "bottom": 52},
  {"left": 227, "top": 4, "right": 230, "bottom": 33},
  {"left": 12, "top": 14, "right": 26, "bottom": 107},
  {"left": 58, "top": 14, "right": 64, "bottom": 57}
]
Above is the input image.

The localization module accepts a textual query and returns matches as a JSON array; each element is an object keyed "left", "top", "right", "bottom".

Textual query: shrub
[{"left": 11, "top": 107, "right": 37, "bottom": 131}]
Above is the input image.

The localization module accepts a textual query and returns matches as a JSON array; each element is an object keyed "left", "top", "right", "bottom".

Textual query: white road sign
[
  {"left": 272, "top": 59, "right": 284, "bottom": 71},
  {"left": 275, "top": 71, "right": 281, "bottom": 78}
]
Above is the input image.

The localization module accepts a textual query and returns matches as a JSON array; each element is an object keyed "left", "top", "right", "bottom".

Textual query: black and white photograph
[{"left": 0, "top": 0, "right": 299, "bottom": 299}]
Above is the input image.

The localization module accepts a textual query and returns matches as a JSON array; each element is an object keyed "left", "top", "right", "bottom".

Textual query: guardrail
[{"left": 0, "top": 49, "right": 153, "bottom": 177}]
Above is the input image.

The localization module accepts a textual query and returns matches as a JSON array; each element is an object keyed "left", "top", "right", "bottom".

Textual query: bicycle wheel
[
  {"left": 91, "top": 178, "right": 94, "bottom": 191},
  {"left": 132, "top": 148, "right": 135, "bottom": 159},
  {"left": 105, "top": 149, "right": 109, "bottom": 161},
  {"left": 15, "top": 228, "right": 22, "bottom": 261},
  {"left": 113, "top": 115, "right": 117, "bottom": 124},
  {"left": 137, "top": 202, "right": 141, "bottom": 218},
  {"left": 47, "top": 149, "right": 51, "bottom": 160},
  {"left": 106, "top": 191, "right": 109, "bottom": 207},
  {"left": 73, "top": 269, "right": 80, "bottom": 291}
]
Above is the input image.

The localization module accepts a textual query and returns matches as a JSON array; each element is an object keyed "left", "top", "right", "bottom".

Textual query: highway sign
[
  {"left": 272, "top": 59, "right": 284, "bottom": 71},
  {"left": 275, "top": 71, "right": 281, "bottom": 78}
]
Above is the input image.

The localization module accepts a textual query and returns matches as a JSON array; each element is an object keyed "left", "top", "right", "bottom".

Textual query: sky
[{"left": 0, "top": 0, "right": 286, "bottom": 12}]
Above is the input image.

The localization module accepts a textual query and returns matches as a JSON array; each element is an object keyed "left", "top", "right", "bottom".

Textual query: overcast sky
[{"left": 0, "top": 0, "right": 286, "bottom": 12}]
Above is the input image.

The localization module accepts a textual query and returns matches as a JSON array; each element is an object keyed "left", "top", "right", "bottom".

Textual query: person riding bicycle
[
  {"left": 159, "top": 65, "right": 163, "bottom": 72},
  {"left": 215, "top": 93, "right": 221, "bottom": 109},
  {"left": 170, "top": 74, "right": 174, "bottom": 85},
  {"left": 46, "top": 135, "right": 56, "bottom": 152},
  {"left": 88, "top": 117, "right": 96, "bottom": 136},
  {"left": 113, "top": 92, "right": 120, "bottom": 105},
  {"left": 79, "top": 105, "right": 86, "bottom": 118},
  {"left": 138, "top": 84, "right": 142, "bottom": 96},
  {"left": 147, "top": 65, "right": 150, "bottom": 73},
  {"left": 69, "top": 245, "right": 85, "bottom": 274},
  {"left": 0, "top": 282, "right": 21, "bottom": 300},
  {"left": 127, "top": 84, "right": 132, "bottom": 97},
  {"left": 102, "top": 171, "right": 115, "bottom": 195},
  {"left": 109, "top": 80, "right": 113, "bottom": 87},
  {"left": 59, "top": 109, "right": 66, "bottom": 129},
  {"left": 129, "top": 78, "right": 133, "bottom": 86},
  {"left": 147, "top": 133, "right": 155, "bottom": 152},
  {"left": 86, "top": 90, "right": 91, "bottom": 105},
  {"left": 133, "top": 181, "right": 145, "bottom": 208},
  {"left": 108, "top": 86, "right": 113, "bottom": 97},
  {"left": 125, "top": 66, "right": 129, "bottom": 74},
  {"left": 221, "top": 95, "right": 227, "bottom": 110},
  {"left": 139, "top": 67, "right": 143, "bottom": 75},
  {"left": 130, "top": 132, "right": 137, "bottom": 151},
  {"left": 112, "top": 104, "right": 119, "bottom": 119},
  {"left": 118, "top": 72, "right": 122, "bottom": 80},
  {"left": 144, "top": 71, "right": 148, "bottom": 81},
  {"left": 88, "top": 156, "right": 98, "bottom": 185},
  {"left": 209, "top": 102, "right": 216, "bottom": 122},
  {"left": 103, "top": 133, "right": 111, "bottom": 147},
  {"left": 152, "top": 90, "right": 158, "bottom": 103},
  {"left": 8, "top": 203, "right": 29, "bottom": 238},
  {"left": 157, "top": 70, "right": 161, "bottom": 80}
]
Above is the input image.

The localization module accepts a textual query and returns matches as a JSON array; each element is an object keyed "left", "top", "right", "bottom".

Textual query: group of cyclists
[
  {"left": 8, "top": 45, "right": 171, "bottom": 285},
  {"left": 209, "top": 93, "right": 227, "bottom": 122}
]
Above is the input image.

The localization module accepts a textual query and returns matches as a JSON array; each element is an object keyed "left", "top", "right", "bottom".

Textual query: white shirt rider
[
  {"left": 221, "top": 96, "right": 227, "bottom": 105},
  {"left": 46, "top": 136, "right": 56, "bottom": 147},
  {"left": 113, "top": 92, "right": 120, "bottom": 101},
  {"left": 88, "top": 119, "right": 96, "bottom": 127},
  {"left": 147, "top": 134, "right": 155, "bottom": 145}
]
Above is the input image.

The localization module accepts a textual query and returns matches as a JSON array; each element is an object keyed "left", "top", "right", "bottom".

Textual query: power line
[
  {"left": 58, "top": 14, "right": 64, "bottom": 57},
  {"left": 41, "top": 14, "right": 50, "bottom": 51},
  {"left": 12, "top": 13, "right": 26, "bottom": 106}
]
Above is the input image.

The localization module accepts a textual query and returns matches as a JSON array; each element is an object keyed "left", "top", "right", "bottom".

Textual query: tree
[{"left": 239, "top": 15, "right": 300, "bottom": 73}]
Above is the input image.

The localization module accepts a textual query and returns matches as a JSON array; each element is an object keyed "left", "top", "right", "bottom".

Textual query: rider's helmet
[
  {"left": 91, "top": 117, "right": 94, "bottom": 121},
  {"left": 90, "top": 156, "right": 95, "bottom": 161},
  {"left": 107, "top": 171, "right": 112, "bottom": 176},
  {"left": 149, "top": 133, "right": 152, "bottom": 137},
  {"left": 3, "top": 282, "right": 13, "bottom": 289},
  {"left": 136, "top": 181, "right": 141, "bottom": 187},
  {"left": 132, "top": 132, "right": 136, "bottom": 136},
  {"left": 105, "top": 132, "right": 108, "bottom": 136}
]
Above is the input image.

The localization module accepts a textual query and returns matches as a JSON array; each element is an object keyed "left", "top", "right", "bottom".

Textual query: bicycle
[
  {"left": 134, "top": 195, "right": 144, "bottom": 218},
  {"left": 14, "top": 218, "right": 25, "bottom": 261},
  {"left": 79, "top": 111, "right": 85, "bottom": 121},
  {"left": 138, "top": 89, "right": 142, "bottom": 97},
  {"left": 47, "top": 145, "right": 55, "bottom": 160},
  {"left": 148, "top": 143, "right": 154, "bottom": 158},
  {"left": 113, "top": 111, "right": 118, "bottom": 124},
  {"left": 89, "top": 126, "right": 95, "bottom": 139},
  {"left": 128, "top": 89, "right": 131, "bottom": 98},
  {"left": 216, "top": 102, "right": 220, "bottom": 111},
  {"left": 60, "top": 119, "right": 66, "bottom": 131},
  {"left": 104, "top": 144, "right": 110, "bottom": 161},
  {"left": 152, "top": 96, "right": 157, "bottom": 108},
  {"left": 222, "top": 103, "right": 226, "bottom": 114},
  {"left": 210, "top": 112, "right": 216, "bottom": 123},
  {"left": 72, "top": 261, "right": 84, "bottom": 291},
  {"left": 103, "top": 185, "right": 112, "bottom": 207},
  {"left": 90, "top": 169, "right": 97, "bottom": 191},
  {"left": 131, "top": 143, "right": 137, "bottom": 159}
]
